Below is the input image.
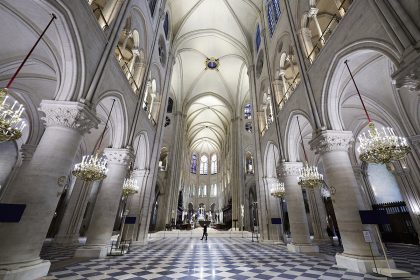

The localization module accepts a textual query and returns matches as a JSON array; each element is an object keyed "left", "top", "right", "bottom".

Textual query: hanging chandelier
[
  {"left": 122, "top": 175, "right": 138, "bottom": 197},
  {"left": 270, "top": 181, "right": 286, "bottom": 198},
  {"left": 298, "top": 163, "right": 324, "bottom": 188},
  {"left": 72, "top": 153, "right": 108, "bottom": 181},
  {"left": 72, "top": 99, "right": 116, "bottom": 181},
  {"left": 0, "top": 90, "right": 26, "bottom": 142},
  {"left": 0, "top": 14, "right": 56, "bottom": 143},
  {"left": 295, "top": 116, "right": 323, "bottom": 188},
  {"left": 344, "top": 60, "right": 411, "bottom": 164}
]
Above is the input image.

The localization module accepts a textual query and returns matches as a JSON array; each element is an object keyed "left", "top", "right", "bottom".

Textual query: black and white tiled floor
[{"left": 44, "top": 238, "right": 394, "bottom": 280}]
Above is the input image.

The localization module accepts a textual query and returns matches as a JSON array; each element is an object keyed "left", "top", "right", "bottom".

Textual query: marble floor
[{"left": 40, "top": 237, "right": 420, "bottom": 280}]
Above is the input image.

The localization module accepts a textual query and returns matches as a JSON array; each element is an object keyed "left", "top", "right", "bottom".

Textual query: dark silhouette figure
[{"left": 200, "top": 224, "right": 208, "bottom": 240}]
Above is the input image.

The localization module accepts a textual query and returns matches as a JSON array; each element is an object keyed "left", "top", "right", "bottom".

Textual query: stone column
[
  {"left": 231, "top": 117, "right": 244, "bottom": 230},
  {"left": 309, "top": 7, "right": 325, "bottom": 45},
  {"left": 264, "top": 177, "right": 284, "bottom": 243},
  {"left": 305, "top": 186, "right": 329, "bottom": 241},
  {"left": 125, "top": 169, "right": 149, "bottom": 242},
  {"left": 0, "top": 101, "right": 98, "bottom": 280},
  {"left": 74, "top": 148, "right": 133, "bottom": 258},
  {"left": 311, "top": 130, "right": 393, "bottom": 273},
  {"left": 79, "top": 181, "right": 101, "bottom": 236},
  {"left": 278, "top": 162, "right": 319, "bottom": 253},
  {"left": 53, "top": 180, "right": 92, "bottom": 245}
]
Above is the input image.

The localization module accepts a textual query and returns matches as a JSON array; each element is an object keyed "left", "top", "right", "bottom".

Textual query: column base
[
  {"left": 131, "top": 240, "right": 148, "bottom": 246},
  {"left": 260, "top": 239, "right": 286, "bottom": 245},
  {"left": 0, "top": 259, "right": 50, "bottom": 280},
  {"left": 53, "top": 234, "right": 80, "bottom": 246},
  {"left": 373, "top": 268, "right": 411, "bottom": 278},
  {"left": 74, "top": 245, "right": 108, "bottom": 258},
  {"left": 335, "top": 253, "right": 396, "bottom": 273},
  {"left": 287, "top": 243, "right": 319, "bottom": 253}
]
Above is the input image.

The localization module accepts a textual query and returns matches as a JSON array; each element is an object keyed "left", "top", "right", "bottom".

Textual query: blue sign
[
  {"left": 0, "top": 203, "right": 26, "bottom": 222},
  {"left": 359, "top": 210, "right": 389, "bottom": 225}
]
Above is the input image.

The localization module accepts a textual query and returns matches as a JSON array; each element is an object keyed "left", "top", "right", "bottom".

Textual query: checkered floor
[
  {"left": 44, "top": 237, "right": 392, "bottom": 280},
  {"left": 40, "top": 243, "right": 79, "bottom": 263}
]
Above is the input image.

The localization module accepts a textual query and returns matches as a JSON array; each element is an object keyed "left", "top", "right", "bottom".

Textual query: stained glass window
[
  {"left": 256, "top": 24, "right": 261, "bottom": 52},
  {"left": 191, "top": 154, "right": 197, "bottom": 174},
  {"left": 245, "top": 122, "right": 253, "bottom": 132},
  {"left": 244, "top": 104, "right": 252, "bottom": 119},
  {"left": 266, "top": 0, "right": 281, "bottom": 36},
  {"left": 200, "top": 155, "right": 208, "bottom": 175},
  {"left": 163, "top": 12, "right": 169, "bottom": 39},
  {"left": 211, "top": 154, "right": 217, "bottom": 174}
]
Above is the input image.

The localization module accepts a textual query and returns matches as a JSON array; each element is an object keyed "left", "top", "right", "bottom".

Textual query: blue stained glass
[
  {"left": 273, "top": 0, "right": 281, "bottom": 22},
  {"left": 191, "top": 154, "right": 197, "bottom": 174},
  {"left": 244, "top": 104, "right": 252, "bottom": 119},
  {"left": 267, "top": 2, "right": 275, "bottom": 36},
  {"left": 163, "top": 13, "right": 169, "bottom": 39},
  {"left": 256, "top": 25, "right": 261, "bottom": 51},
  {"left": 207, "top": 61, "right": 217, "bottom": 69},
  {"left": 266, "top": 0, "right": 281, "bottom": 36}
]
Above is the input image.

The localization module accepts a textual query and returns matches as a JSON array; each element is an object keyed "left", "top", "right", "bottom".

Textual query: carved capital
[
  {"left": 277, "top": 161, "right": 303, "bottom": 177},
  {"left": 310, "top": 130, "right": 354, "bottom": 154},
  {"left": 39, "top": 101, "right": 99, "bottom": 134},
  {"left": 103, "top": 148, "right": 134, "bottom": 166}
]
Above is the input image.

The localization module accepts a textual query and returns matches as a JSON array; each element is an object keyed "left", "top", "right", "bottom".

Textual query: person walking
[{"left": 200, "top": 224, "right": 208, "bottom": 241}]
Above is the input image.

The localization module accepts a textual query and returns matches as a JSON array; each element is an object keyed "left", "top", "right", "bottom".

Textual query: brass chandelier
[
  {"left": 122, "top": 175, "right": 138, "bottom": 197},
  {"left": 344, "top": 60, "right": 411, "bottom": 164},
  {"left": 72, "top": 99, "right": 116, "bottom": 181},
  {"left": 0, "top": 14, "right": 56, "bottom": 143},
  {"left": 296, "top": 116, "right": 323, "bottom": 188},
  {"left": 270, "top": 181, "right": 286, "bottom": 198}
]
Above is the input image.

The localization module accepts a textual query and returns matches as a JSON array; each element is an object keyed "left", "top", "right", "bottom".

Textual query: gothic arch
[
  {"left": 284, "top": 111, "right": 314, "bottom": 163},
  {"left": 263, "top": 141, "right": 280, "bottom": 178},
  {"left": 133, "top": 131, "right": 150, "bottom": 170},
  {"left": 321, "top": 40, "right": 401, "bottom": 130}
]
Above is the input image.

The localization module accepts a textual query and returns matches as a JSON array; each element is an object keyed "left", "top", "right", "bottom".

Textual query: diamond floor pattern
[{"left": 40, "top": 237, "right": 410, "bottom": 279}]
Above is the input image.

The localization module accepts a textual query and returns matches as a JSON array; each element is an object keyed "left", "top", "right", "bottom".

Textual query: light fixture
[
  {"left": 344, "top": 60, "right": 411, "bottom": 164},
  {"left": 72, "top": 99, "right": 116, "bottom": 181},
  {"left": 0, "top": 14, "right": 56, "bottom": 143},
  {"left": 0, "top": 90, "right": 25, "bottom": 142},
  {"left": 270, "top": 181, "right": 286, "bottom": 198},
  {"left": 121, "top": 133, "right": 142, "bottom": 197},
  {"left": 122, "top": 175, "right": 138, "bottom": 197},
  {"left": 296, "top": 116, "right": 323, "bottom": 188}
]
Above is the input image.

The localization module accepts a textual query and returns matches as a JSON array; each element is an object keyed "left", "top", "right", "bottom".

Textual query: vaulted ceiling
[{"left": 169, "top": 0, "right": 261, "bottom": 155}]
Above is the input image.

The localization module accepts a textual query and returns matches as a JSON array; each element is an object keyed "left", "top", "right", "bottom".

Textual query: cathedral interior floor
[{"left": 42, "top": 237, "right": 420, "bottom": 280}]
